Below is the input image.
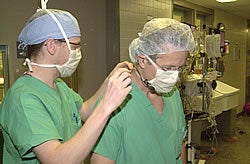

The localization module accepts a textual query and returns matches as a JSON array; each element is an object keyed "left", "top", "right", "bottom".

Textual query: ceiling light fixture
[{"left": 216, "top": 0, "right": 237, "bottom": 2}]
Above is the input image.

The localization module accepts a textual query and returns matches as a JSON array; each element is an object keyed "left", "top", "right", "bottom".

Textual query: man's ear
[
  {"left": 137, "top": 54, "right": 147, "bottom": 69},
  {"left": 44, "top": 39, "right": 57, "bottom": 55}
]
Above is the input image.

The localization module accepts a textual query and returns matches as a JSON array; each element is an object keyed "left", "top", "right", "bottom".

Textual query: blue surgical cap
[{"left": 18, "top": 9, "right": 81, "bottom": 48}]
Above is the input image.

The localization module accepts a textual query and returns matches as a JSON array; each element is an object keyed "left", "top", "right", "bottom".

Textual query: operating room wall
[
  {"left": 213, "top": 9, "right": 247, "bottom": 114},
  {"left": 119, "top": 0, "right": 173, "bottom": 61},
  {"left": 0, "top": 0, "right": 107, "bottom": 100},
  {"left": 246, "top": 21, "right": 250, "bottom": 102}
]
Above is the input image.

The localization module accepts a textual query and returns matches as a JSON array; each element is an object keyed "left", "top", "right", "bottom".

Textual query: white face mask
[
  {"left": 145, "top": 55, "right": 179, "bottom": 93},
  {"left": 25, "top": 48, "right": 82, "bottom": 77},
  {"left": 55, "top": 48, "right": 81, "bottom": 77},
  {"left": 147, "top": 69, "right": 179, "bottom": 93}
]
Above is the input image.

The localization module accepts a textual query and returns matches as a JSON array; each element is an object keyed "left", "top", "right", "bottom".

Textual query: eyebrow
[{"left": 59, "top": 40, "right": 81, "bottom": 46}]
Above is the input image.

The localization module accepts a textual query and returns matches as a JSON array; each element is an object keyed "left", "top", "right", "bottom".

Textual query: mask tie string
[
  {"left": 41, "top": 0, "right": 48, "bottom": 9},
  {"left": 134, "top": 67, "right": 155, "bottom": 92},
  {"left": 44, "top": 9, "right": 71, "bottom": 51},
  {"left": 23, "top": 58, "right": 33, "bottom": 72}
]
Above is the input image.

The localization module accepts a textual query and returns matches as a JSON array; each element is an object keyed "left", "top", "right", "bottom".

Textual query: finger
[
  {"left": 119, "top": 72, "right": 131, "bottom": 82},
  {"left": 122, "top": 84, "right": 132, "bottom": 96},
  {"left": 122, "top": 76, "right": 132, "bottom": 88},
  {"left": 110, "top": 68, "right": 131, "bottom": 80},
  {"left": 115, "top": 61, "right": 133, "bottom": 71},
  {"left": 108, "top": 62, "right": 133, "bottom": 80}
]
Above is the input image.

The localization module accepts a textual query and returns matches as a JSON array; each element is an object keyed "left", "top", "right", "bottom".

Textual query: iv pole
[
  {"left": 186, "top": 119, "right": 194, "bottom": 163},
  {"left": 186, "top": 25, "right": 208, "bottom": 164}
]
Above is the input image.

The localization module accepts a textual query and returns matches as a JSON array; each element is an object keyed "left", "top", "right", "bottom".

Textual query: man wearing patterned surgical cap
[
  {"left": 0, "top": 8, "right": 133, "bottom": 163},
  {"left": 91, "top": 18, "right": 195, "bottom": 164}
]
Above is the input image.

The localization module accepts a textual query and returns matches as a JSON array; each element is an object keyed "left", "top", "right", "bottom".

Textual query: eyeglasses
[
  {"left": 156, "top": 63, "right": 184, "bottom": 72},
  {"left": 146, "top": 55, "right": 185, "bottom": 72},
  {"left": 55, "top": 39, "right": 81, "bottom": 50}
]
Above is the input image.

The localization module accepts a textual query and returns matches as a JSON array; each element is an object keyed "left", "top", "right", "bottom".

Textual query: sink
[
  {"left": 184, "top": 73, "right": 222, "bottom": 115},
  {"left": 215, "top": 81, "right": 240, "bottom": 111},
  {"left": 184, "top": 74, "right": 213, "bottom": 98},
  {"left": 210, "top": 90, "right": 224, "bottom": 116},
  {"left": 184, "top": 90, "right": 223, "bottom": 116},
  {"left": 183, "top": 77, "right": 240, "bottom": 114}
]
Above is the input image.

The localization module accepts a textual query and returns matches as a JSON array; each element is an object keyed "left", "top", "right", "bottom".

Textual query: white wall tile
[
  {"left": 120, "top": 0, "right": 172, "bottom": 61},
  {"left": 214, "top": 9, "right": 247, "bottom": 113}
]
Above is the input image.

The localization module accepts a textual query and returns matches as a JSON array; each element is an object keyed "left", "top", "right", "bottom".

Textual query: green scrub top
[
  {"left": 0, "top": 75, "right": 83, "bottom": 163},
  {"left": 93, "top": 82, "right": 186, "bottom": 164}
]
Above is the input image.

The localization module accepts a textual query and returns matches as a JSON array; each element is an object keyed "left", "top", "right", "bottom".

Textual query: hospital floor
[{"left": 197, "top": 114, "right": 250, "bottom": 164}]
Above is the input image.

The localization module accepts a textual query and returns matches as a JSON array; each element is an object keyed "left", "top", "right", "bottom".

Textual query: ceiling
[{"left": 185, "top": 0, "right": 250, "bottom": 20}]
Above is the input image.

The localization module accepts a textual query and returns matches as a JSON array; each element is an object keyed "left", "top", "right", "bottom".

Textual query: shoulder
[
  {"left": 1, "top": 76, "right": 55, "bottom": 110},
  {"left": 163, "top": 87, "right": 180, "bottom": 98},
  {"left": 55, "top": 78, "right": 77, "bottom": 93}
]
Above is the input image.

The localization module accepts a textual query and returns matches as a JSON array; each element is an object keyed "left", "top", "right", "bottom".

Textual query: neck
[
  {"left": 132, "top": 69, "right": 164, "bottom": 113},
  {"left": 26, "top": 66, "right": 59, "bottom": 89},
  {"left": 132, "top": 69, "right": 159, "bottom": 96}
]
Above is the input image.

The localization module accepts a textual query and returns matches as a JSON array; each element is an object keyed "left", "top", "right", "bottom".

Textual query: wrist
[{"left": 95, "top": 100, "right": 113, "bottom": 118}]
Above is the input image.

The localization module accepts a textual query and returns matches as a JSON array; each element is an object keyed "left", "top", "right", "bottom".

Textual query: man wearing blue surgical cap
[
  {"left": 0, "top": 9, "right": 133, "bottom": 163},
  {"left": 91, "top": 18, "right": 195, "bottom": 164}
]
